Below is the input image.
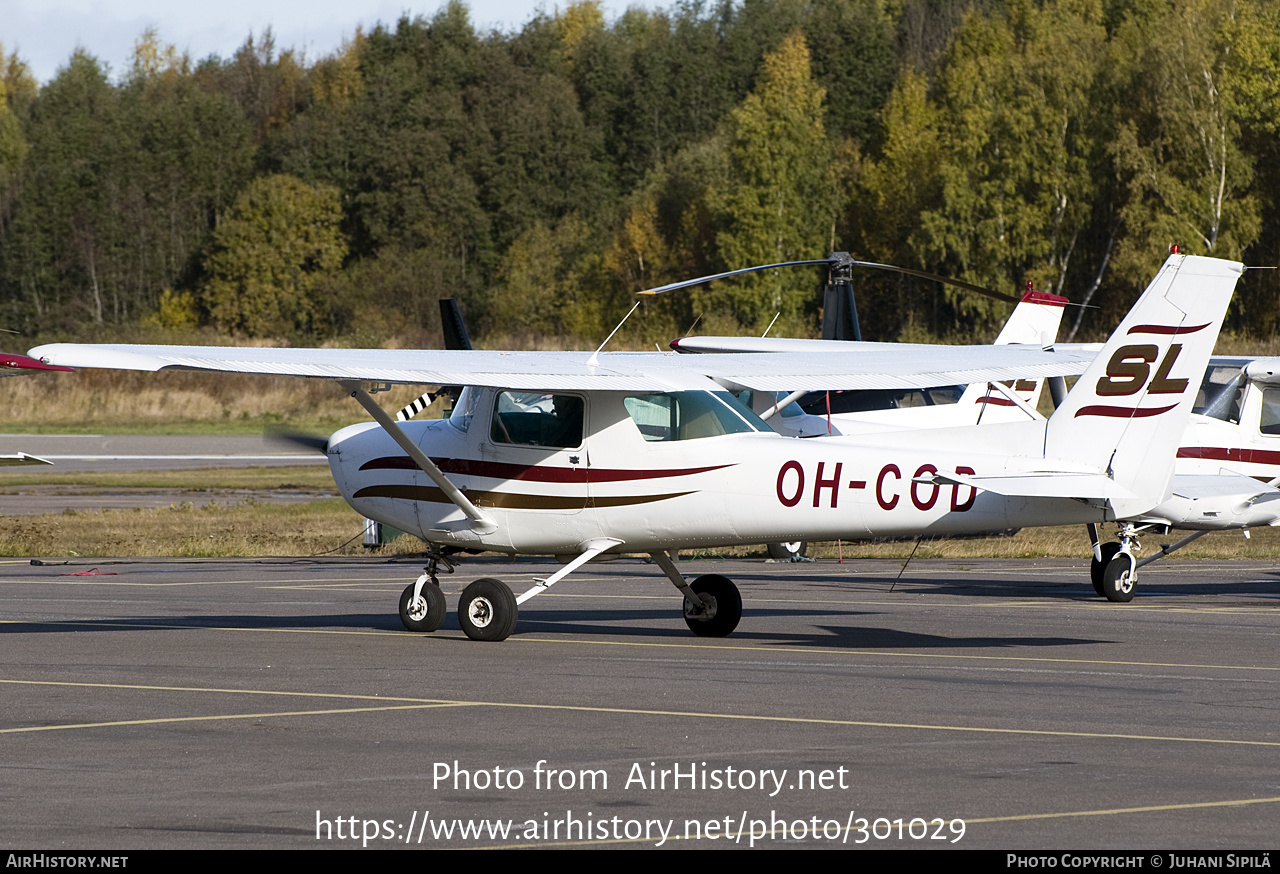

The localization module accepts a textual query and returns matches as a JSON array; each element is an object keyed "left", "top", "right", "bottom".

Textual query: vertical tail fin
[
  {"left": 1044, "top": 254, "right": 1243, "bottom": 516},
  {"left": 960, "top": 289, "right": 1067, "bottom": 417}
]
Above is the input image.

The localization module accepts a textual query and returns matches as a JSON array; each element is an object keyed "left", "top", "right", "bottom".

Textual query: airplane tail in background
[
  {"left": 1044, "top": 254, "right": 1242, "bottom": 516},
  {"left": 958, "top": 288, "right": 1067, "bottom": 415}
]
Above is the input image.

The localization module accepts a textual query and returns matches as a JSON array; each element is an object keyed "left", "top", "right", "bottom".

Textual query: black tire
[
  {"left": 1090, "top": 541, "right": 1122, "bottom": 597},
  {"left": 399, "top": 582, "right": 446, "bottom": 632},
  {"left": 683, "top": 574, "right": 742, "bottom": 637},
  {"left": 458, "top": 578, "right": 518, "bottom": 641},
  {"left": 766, "top": 541, "right": 807, "bottom": 561},
  {"left": 1101, "top": 553, "right": 1136, "bottom": 603}
]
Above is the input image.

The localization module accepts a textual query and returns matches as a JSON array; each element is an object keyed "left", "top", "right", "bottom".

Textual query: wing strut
[
  {"left": 338, "top": 379, "right": 497, "bottom": 534},
  {"left": 515, "top": 538, "right": 624, "bottom": 605}
]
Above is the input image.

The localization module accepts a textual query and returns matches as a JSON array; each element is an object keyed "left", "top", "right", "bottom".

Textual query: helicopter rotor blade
[
  {"left": 637, "top": 260, "right": 832, "bottom": 296},
  {"left": 636, "top": 253, "right": 1019, "bottom": 306}
]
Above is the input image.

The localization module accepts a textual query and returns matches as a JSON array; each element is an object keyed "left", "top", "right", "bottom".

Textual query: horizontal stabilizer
[
  {"left": 917, "top": 470, "right": 1139, "bottom": 503},
  {"left": 1171, "top": 473, "right": 1280, "bottom": 501},
  {"left": 0, "top": 453, "right": 53, "bottom": 467}
]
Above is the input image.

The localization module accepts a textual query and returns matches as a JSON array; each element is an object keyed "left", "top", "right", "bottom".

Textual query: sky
[{"left": 3, "top": 0, "right": 641, "bottom": 84}]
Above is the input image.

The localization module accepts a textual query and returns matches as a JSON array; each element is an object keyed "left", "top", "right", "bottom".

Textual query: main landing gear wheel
[
  {"left": 1101, "top": 553, "right": 1136, "bottom": 603},
  {"left": 1090, "top": 541, "right": 1122, "bottom": 597},
  {"left": 682, "top": 574, "right": 742, "bottom": 638},
  {"left": 458, "top": 578, "right": 518, "bottom": 641},
  {"left": 767, "top": 541, "right": 808, "bottom": 561},
  {"left": 399, "top": 582, "right": 446, "bottom": 632}
]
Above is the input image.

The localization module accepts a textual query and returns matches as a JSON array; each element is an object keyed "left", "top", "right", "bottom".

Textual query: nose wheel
[{"left": 399, "top": 580, "right": 446, "bottom": 632}]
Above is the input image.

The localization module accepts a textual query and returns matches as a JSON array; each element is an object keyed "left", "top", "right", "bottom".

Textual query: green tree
[
  {"left": 710, "top": 31, "right": 839, "bottom": 335},
  {"left": 201, "top": 174, "right": 347, "bottom": 337},
  {"left": 845, "top": 68, "right": 945, "bottom": 339},
  {"left": 803, "top": 0, "right": 897, "bottom": 145},
  {"left": 1228, "top": 0, "right": 1280, "bottom": 334},
  {"left": 0, "top": 44, "right": 29, "bottom": 239},
  {"left": 918, "top": 0, "right": 1108, "bottom": 331},
  {"left": 489, "top": 213, "right": 606, "bottom": 342},
  {"left": 1, "top": 51, "right": 120, "bottom": 329},
  {"left": 1109, "top": 0, "right": 1260, "bottom": 289}
]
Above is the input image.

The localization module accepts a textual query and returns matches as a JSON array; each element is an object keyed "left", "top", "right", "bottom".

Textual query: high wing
[
  {"left": 27, "top": 342, "right": 1096, "bottom": 393},
  {"left": 669, "top": 336, "right": 1104, "bottom": 356}
]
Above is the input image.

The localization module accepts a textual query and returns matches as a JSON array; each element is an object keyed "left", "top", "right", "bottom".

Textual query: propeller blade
[{"left": 264, "top": 426, "right": 330, "bottom": 454}]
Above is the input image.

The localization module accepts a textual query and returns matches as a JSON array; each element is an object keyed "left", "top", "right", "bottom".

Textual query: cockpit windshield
[{"left": 1192, "top": 365, "right": 1246, "bottom": 423}]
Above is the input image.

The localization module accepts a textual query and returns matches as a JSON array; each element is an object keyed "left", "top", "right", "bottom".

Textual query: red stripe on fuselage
[
  {"left": 1177, "top": 446, "right": 1280, "bottom": 467},
  {"left": 359, "top": 455, "right": 734, "bottom": 483}
]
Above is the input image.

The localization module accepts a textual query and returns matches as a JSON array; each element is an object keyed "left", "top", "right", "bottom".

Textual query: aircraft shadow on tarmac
[
  {"left": 787, "top": 569, "right": 1280, "bottom": 600},
  {"left": 511, "top": 608, "right": 1105, "bottom": 649},
  {"left": 1, "top": 607, "right": 1105, "bottom": 649}
]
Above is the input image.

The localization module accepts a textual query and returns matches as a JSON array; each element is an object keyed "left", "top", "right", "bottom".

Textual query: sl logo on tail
[{"left": 1078, "top": 323, "right": 1208, "bottom": 418}]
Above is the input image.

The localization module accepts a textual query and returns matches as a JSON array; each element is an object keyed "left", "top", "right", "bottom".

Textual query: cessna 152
[{"left": 29, "top": 253, "right": 1240, "bottom": 641}]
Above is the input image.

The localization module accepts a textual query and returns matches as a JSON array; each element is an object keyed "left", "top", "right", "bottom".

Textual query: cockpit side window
[
  {"left": 1260, "top": 388, "right": 1280, "bottom": 435},
  {"left": 623, "top": 391, "right": 765, "bottom": 441},
  {"left": 490, "top": 391, "right": 584, "bottom": 448}
]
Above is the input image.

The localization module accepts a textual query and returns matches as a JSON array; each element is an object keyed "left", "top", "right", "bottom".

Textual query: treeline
[{"left": 1, "top": 0, "right": 1277, "bottom": 349}]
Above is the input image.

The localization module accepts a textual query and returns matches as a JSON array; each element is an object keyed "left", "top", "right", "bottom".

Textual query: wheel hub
[
  {"left": 684, "top": 594, "right": 717, "bottom": 621},
  {"left": 405, "top": 596, "right": 428, "bottom": 621},
  {"left": 467, "top": 596, "right": 494, "bottom": 628},
  {"left": 1116, "top": 570, "right": 1134, "bottom": 595}
]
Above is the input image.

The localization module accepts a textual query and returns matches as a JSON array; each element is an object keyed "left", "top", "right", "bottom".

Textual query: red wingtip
[{"left": 0, "top": 353, "right": 75, "bottom": 373}]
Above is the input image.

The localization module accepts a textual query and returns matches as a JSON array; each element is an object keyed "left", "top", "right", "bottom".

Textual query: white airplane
[
  {"left": 1081, "top": 354, "right": 1280, "bottom": 599},
  {"left": 0, "top": 352, "right": 73, "bottom": 466},
  {"left": 672, "top": 286, "right": 1072, "bottom": 560},
  {"left": 672, "top": 278, "right": 1280, "bottom": 602},
  {"left": 28, "top": 253, "right": 1240, "bottom": 640}
]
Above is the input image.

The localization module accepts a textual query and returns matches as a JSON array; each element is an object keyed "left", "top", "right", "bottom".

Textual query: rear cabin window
[
  {"left": 624, "top": 392, "right": 765, "bottom": 441},
  {"left": 490, "top": 392, "right": 584, "bottom": 448}
]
